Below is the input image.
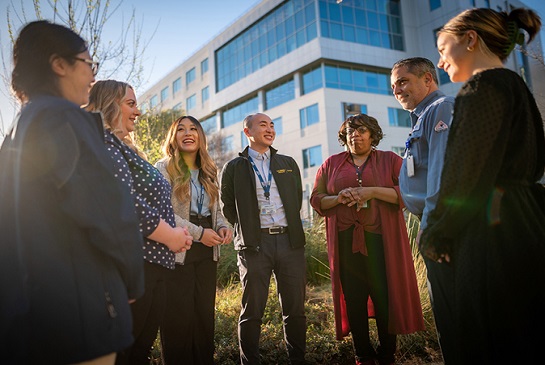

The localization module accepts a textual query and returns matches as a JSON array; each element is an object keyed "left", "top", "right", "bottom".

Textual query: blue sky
[{"left": 0, "top": 0, "right": 544, "bottom": 137}]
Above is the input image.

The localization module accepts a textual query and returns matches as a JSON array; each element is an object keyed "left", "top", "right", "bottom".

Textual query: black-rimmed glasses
[{"left": 73, "top": 57, "right": 99, "bottom": 76}]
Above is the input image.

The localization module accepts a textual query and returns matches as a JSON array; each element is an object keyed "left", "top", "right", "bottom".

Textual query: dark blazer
[
  {"left": 0, "top": 95, "right": 144, "bottom": 364},
  {"left": 220, "top": 146, "right": 305, "bottom": 251}
]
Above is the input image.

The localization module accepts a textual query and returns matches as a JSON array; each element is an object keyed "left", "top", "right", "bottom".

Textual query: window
[
  {"left": 201, "top": 115, "right": 217, "bottom": 133},
  {"left": 150, "top": 95, "right": 158, "bottom": 109},
  {"left": 186, "top": 94, "right": 196, "bottom": 111},
  {"left": 186, "top": 67, "right": 196, "bottom": 87},
  {"left": 173, "top": 77, "right": 182, "bottom": 95},
  {"left": 202, "top": 86, "right": 210, "bottom": 104},
  {"left": 272, "top": 117, "right": 283, "bottom": 135},
  {"left": 438, "top": 69, "right": 451, "bottom": 85},
  {"left": 392, "top": 146, "right": 405, "bottom": 156},
  {"left": 241, "top": 131, "right": 249, "bottom": 149},
  {"left": 265, "top": 79, "right": 295, "bottom": 110},
  {"left": 201, "top": 58, "right": 209, "bottom": 75},
  {"left": 216, "top": 0, "right": 318, "bottom": 91},
  {"left": 429, "top": 0, "right": 441, "bottom": 11},
  {"left": 300, "top": 103, "right": 319, "bottom": 129},
  {"left": 302, "top": 66, "right": 323, "bottom": 94},
  {"left": 160, "top": 86, "right": 169, "bottom": 102},
  {"left": 224, "top": 135, "right": 235, "bottom": 152},
  {"left": 319, "top": 0, "right": 404, "bottom": 51},
  {"left": 388, "top": 107, "right": 411, "bottom": 127},
  {"left": 222, "top": 96, "right": 259, "bottom": 128},
  {"left": 343, "top": 103, "right": 367, "bottom": 120},
  {"left": 173, "top": 102, "right": 183, "bottom": 111},
  {"left": 325, "top": 64, "right": 390, "bottom": 95},
  {"left": 302, "top": 145, "right": 322, "bottom": 169}
]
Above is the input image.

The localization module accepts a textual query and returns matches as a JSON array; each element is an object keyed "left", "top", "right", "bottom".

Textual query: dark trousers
[
  {"left": 161, "top": 242, "right": 217, "bottom": 365},
  {"left": 423, "top": 257, "right": 456, "bottom": 365},
  {"left": 338, "top": 228, "right": 396, "bottom": 364},
  {"left": 116, "top": 261, "right": 168, "bottom": 365},
  {"left": 237, "top": 233, "right": 306, "bottom": 365}
]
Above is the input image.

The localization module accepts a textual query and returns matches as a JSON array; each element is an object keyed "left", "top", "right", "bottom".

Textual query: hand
[
  {"left": 419, "top": 229, "right": 451, "bottom": 263},
  {"left": 337, "top": 188, "right": 357, "bottom": 205},
  {"left": 345, "top": 187, "right": 373, "bottom": 211},
  {"left": 167, "top": 226, "right": 193, "bottom": 253},
  {"left": 200, "top": 228, "right": 223, "bottom": 247},
  {"left": 217, "top": 226, "right": 233, "bottom": 245}
]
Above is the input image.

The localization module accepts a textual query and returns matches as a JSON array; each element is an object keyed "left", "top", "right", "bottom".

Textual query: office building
[{"left": 139, "top": 0, "right": 543, "bottom": 221}]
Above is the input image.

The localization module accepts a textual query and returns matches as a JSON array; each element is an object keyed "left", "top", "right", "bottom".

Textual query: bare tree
[
  {"left": 207, "top": 131, "right": 237, "bottom": 170},
  {"left": 0, "top": 0, "right": 156, "bottom": 137}
]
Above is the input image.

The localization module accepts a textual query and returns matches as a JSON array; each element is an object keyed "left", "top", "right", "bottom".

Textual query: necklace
[{"left": 350, "top": 154, "right": 370, "bottom": 187}]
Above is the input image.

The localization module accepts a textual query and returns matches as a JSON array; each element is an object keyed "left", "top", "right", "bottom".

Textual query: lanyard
[
  {"left": 248, "top": 155, "right": 272, "bottom": 200},
  {"left": 190, "top": 177, "right": 205, "bottom": 217},
  {"left": 351, "top": 154, "right": 370, "bottom": 187}
]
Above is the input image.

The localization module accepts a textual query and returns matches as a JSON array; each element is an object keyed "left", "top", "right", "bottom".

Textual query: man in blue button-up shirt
[{"left": 391, "top": 57, "right": 456, "bottom": 364}]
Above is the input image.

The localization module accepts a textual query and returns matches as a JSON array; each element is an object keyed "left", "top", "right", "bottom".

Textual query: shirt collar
[
  {"left": 248, "top": 147, "right": 270, "bottom": 160},
  {"left": 410, "top": 90, "right": 445, "bottom": 120}
]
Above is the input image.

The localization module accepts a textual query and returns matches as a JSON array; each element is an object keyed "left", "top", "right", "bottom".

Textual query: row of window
[{"left": 152, "top": 58, "right": 210, "bottom": 106}]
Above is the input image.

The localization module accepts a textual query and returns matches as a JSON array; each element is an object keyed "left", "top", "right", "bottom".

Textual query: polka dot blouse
[{"left": 104, "top": 130, "right": 175, "bottom": 269}]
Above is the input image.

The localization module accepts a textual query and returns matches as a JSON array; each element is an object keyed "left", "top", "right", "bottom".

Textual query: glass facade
[
  {"left": 186, "top": 94, "right": 196, "bottom": 111},
  {"left": 186, "top": 67, "right": 196, "bottom": 86},
  {"left": 150, "top": 95, "right": 158, "bottom": 109},
  {"left": 319, "top": 0, "right": 403, "bottom": 51},
  {"left": 265, "top": 79, "right": 295, "bottom": 110},
  {"left": 302, "top": 66, "right": 323, "bottom": 94},
  {"left": 216, "top": 0, "right": 317, "bottom": 91},
  {"left": 388, "top": 107, "right": 411, "bottom": 127},
  {"left": 300, "top": 103, "right": 320, "bottom": 128},
  {"left": 222, "top": 96, "right": 259, "bottom": 128},
  {"left": 325, "top": 64, "right": 390, "bottom": 94},
  {"left": 302, "top": 145, "right": 322, "bottom": 168}
]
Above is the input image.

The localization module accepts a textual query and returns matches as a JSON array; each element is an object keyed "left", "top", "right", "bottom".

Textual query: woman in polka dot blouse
[
  {"left": 156, "top": 116, "right": 233, "bottom": 365},
  {"left": 87, "top": 80, "right": 192, "bottom": 365}
]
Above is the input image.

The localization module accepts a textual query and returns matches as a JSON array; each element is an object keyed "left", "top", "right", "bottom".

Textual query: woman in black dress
[{"left": 421, "top": 7, "right": 545, "bottom": 364}]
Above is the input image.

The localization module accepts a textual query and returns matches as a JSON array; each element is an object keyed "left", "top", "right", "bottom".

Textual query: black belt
[{"left": 260, "top": 226, "right": 288, "bottom": 235}]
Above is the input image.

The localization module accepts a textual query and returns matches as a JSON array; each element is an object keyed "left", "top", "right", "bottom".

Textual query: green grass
[{"left": 151, "top": 214, "right": 443, "bottom": 364}]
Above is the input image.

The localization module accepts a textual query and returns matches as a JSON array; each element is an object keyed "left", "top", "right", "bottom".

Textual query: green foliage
[
  {"left": 152, "top": 213, "right": 443, "bottom": 365},
  {"left": 134, "top": 109, "right": 184, "bottom": 164}
]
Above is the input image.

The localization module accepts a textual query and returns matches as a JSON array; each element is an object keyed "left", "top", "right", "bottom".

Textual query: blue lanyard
[
  {"left": 190, "top": 177, "right": 205, "bottom": 217},
  {"left": 248, "top": 155, "right": 272, "bottom": 200}
]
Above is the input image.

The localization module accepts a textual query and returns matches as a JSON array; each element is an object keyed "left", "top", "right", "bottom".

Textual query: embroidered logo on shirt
[
  {"left": 276, "top": 169, "right": 292, "bottom": 173},
  {"left": 434, "top": 120, "right": 449, "bottom": 132}
]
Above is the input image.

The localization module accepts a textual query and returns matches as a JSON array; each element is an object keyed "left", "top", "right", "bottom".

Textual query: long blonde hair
[
  {"left": 161, "top": 116, "right": 219, "bottom": 208},
  {"left": 86, "top": 79, "right": 146, "bottom": 159}
]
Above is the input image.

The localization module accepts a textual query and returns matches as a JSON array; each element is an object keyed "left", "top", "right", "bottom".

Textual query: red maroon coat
[{"left": 311, "top": 150, "right": 425, "bottom": 339}]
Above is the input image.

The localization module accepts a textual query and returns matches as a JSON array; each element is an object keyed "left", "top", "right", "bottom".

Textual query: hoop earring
[{"left": 467, "top": 46, "right": 474, "bottom": 52}]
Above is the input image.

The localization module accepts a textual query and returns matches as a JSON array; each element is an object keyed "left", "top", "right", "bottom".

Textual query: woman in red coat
[{"left": 310, "top": 114, "right": 424, "bottom": 365}]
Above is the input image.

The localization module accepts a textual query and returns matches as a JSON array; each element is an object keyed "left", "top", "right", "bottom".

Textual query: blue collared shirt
[
  {"left": 399, "top": 90, "right": 455, "bottom": 230},
  {"left": 247, "top": 147, "right": 289, "bottom": 228}
]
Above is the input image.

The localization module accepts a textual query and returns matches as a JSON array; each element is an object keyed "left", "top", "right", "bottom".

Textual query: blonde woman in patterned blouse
[
  {"left": 156, "top": 116, "right": 233, "bottom": 365},
  {"left": 87, "top": 80, "right": 192, "bottom": 365}
]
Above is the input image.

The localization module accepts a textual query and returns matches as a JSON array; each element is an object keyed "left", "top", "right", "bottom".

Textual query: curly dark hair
[{"left": 338, "top": 114, "right": 384, "bottom": 148}]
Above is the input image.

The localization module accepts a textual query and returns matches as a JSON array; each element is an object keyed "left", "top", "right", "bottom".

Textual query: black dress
[{"left": 421, "top": 68, "right": 545, "bottom": 364}]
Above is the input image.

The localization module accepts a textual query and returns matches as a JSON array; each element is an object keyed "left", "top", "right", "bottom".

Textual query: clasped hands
[
  {"left": 200, "top": 226, "right": 233, "bottom": 248},
  {"left": 337, "top": 187, "right": 371, "bottom": 212}
]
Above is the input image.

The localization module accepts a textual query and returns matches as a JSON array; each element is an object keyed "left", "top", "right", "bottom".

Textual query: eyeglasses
[
  {"left": 346, "top": 126, "right": 368, "bottom": 135},
  {"left": 73, "top": 57, "right": 100, "bottom": 76}
]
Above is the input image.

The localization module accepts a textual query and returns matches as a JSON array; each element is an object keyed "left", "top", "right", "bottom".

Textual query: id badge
[
  {"left": 406, "top": 155, "right": 415, "bottom": 177},
  {"left": 260, "top": 203, "right": 276, "bottom": 215}
]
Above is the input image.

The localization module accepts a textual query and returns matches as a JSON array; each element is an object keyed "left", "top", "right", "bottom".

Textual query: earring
[{"left": 467, "top": 46, "right": 474, "bottom": 51}]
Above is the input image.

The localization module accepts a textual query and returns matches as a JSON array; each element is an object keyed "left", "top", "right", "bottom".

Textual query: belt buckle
[{"left": 269, "top": 227, "right": 281, "bottom": 235}]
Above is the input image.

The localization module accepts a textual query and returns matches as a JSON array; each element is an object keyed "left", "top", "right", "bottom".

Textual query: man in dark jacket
[{"left": 220, "top": 113, "right": 306, "bottom": 365}]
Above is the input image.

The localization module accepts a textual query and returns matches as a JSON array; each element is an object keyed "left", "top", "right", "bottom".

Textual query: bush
[{"left": 152, "top": 213, "right": 443, "bottom": 364}]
